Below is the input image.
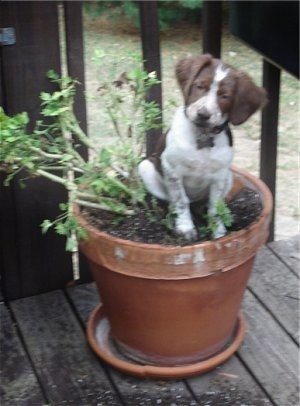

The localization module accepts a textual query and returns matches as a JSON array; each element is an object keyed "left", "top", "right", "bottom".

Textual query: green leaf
[
  {"left": 99, "top": 148, "right": 112, "bottom": 167},
  {"left": 40, "top": 92, "right": 52, "bottom": 102},
  {"left": 5, "top": 136, "right": 21, "bottom": 142},
  {"left": 41, "top": 219, "right": 53, "bottom": 234},
  {"left": 59, "top": 203, "right": 68, "bottom": 211},
  {"left": 55, "top": 222, "right": 67, "bottom": 236},
  {"left": 215, "top": 200, "right": 233, "bottom": 227},
  {"left": 66, "top": 237, "right": 77, "bottom": 252},
  {"left": 60, "top": 153, "right": 74, "bottom": 162},
  {"left": 76, "top": 226, "right": 88, "bottom": 241},
  {"left": 47, "top": 70, "right": 59, "bottom": 80}
]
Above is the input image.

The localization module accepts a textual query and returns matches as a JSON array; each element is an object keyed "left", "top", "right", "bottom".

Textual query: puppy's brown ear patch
[
  {"left": 229, "top": 71, "right": 268, "bottom": 125},
  {"left": 176, "top": 54, "right": 213, "bottom": 101}
]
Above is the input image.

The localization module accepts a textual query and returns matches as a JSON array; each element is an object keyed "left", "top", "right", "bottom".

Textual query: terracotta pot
[{"left": 77, "top": 167, "right": 272, "bottom": 378}]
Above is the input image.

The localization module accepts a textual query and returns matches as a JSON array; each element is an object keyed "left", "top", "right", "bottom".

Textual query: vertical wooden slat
[
  {"left": 139, "top": 1, "right": 162, "bottom": 156},
  {"left": 260, "top": 59, "right": 281, "bottom": 242},
  {"left": 0, "top": 6, "right": 19, "bottom": 298},
  {"left": 63, "top": 2, "right": 87, "bottom": 151},
  {"left": 202, "top": 0, "right": 223, "bottom": 58},
  {"left": 0, "top": 172, "right": 21, "bottom": 300}
]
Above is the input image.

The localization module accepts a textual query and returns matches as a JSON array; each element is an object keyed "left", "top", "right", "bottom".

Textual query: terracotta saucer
[{"left": 86, "top": 304, "right": 246, "bottom": 379}]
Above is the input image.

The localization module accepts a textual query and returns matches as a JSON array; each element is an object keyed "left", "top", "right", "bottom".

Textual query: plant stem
[
  {"left": 106, "top": 105, "right": 123, "bottom": 140},
  {"left": 75, "top": 199, "right": 134, "bottom": 215},
  {"left": 68, "top": 118, "right": 96, "bottom": 152},
  {"left": 60, "top": 115, "right": 80, "bottom": 281},
  {"left": 36, "top": 169, "right": 67, "bottom": 186},
  {"left": 40, "top": 166, "right": 84, "bottom": 173},
  {"left": 30, "top": 146, "right": 63, "bottom": 160}
]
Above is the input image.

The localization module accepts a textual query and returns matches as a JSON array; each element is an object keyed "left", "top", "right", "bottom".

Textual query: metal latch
[{"left": 0, "top": 28, "right": 16, "bottom": 45}]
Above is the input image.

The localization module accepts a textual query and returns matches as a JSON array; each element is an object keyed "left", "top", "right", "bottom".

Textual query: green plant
[
  {"left": 200, "top": 199, "right": 233, "bottom": 238},
  {"left": 1, "top": 54, "right": 162, "bottom": 277},
  {"left": 161, "top": 205, "right": 177, "bottom": 232},
  {"left": 1, "top": 52, "right": 234, "bottom": 278}
]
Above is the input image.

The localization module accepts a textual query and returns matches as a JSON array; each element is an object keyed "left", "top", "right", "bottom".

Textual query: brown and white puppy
[{"left": 138, "top": 54, "right": 267, "bottom": 241}]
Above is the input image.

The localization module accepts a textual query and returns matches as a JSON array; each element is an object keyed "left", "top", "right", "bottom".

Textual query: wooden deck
[{"left": 1, "top": 236, "right": 299, "bottom": 406}]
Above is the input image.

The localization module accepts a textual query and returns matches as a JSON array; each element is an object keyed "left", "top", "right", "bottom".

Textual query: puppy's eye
[
  {"left": 219, "top": 93, "right": 229, "bottom": 100},
  {"left": 195, "top": 84, "right": 204, "bottom": 90}
]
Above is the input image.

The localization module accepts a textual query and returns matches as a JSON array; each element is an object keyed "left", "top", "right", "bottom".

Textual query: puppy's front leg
[
  {"left": 208, "top": 170, "right": 233, "bottom": 239},
  {"left": 162, "top": 161, "right": 197, "bottom": 241}
]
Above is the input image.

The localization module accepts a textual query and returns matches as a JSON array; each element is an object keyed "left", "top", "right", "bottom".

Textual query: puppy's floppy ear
[
  {"left": 176, "top": 54, "right": 213, "bottom": 101},
  {"left": 229, "top": 71, "right": 268, "bottom": 125}
]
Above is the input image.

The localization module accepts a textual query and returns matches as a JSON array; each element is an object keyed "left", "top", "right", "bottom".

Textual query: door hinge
[{"left": 0, "top": 28, "right": 16, "bottom": 46}]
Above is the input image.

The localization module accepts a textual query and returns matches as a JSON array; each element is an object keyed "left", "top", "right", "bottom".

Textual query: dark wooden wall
[{"left": 0, "top": 2, "right": 89, "bottom": 300}]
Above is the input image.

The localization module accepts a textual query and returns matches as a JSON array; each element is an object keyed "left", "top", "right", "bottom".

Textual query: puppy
[{"left": 138, "top": 54, "right": 267, "bottom": 241}]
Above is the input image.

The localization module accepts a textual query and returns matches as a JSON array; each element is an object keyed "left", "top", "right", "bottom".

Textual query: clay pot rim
[{"left": 76, "top": 166, "right": 273, "bottom": 252}]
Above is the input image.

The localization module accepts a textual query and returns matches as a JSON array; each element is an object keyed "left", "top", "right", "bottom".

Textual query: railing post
[
  {"left": 63, "top": 2, "right": 88, "bottom": 161},
  {"left": 260, "top": 59, "right": 281, "bottom": 241},
  {"left": 139, "top": 1, "right": 162, "bottom": 157},
  {"left": 202, "top": 0, "right": 223, "bottom": 58}
]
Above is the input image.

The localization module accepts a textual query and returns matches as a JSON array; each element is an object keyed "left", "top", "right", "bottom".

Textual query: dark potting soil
[{"left": 81, "top": 188, "right": 263, "bottom": 246}]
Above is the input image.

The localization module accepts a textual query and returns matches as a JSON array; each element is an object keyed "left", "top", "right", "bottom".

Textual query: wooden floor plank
[
  {"left": 187, "top": 355, "right": 272, "bottom": 406},
  {"left": 249, "top": 246, "right": 299, "bottom": 343},
  {"left": 268, "top": 235, "right": 300, "bottom": 276},
  {"left": 106, "top": 372, "right": 197, "bottom": 406},
  {"left": 68, "top": 283, "right": 198, "bottom": 406},
  {"left": 67, "top": 282, "right": 100, "bottom": 324},
  {"left": 10, "top": 290, "right": 121, "bottom": 406},
  {"left": 239, "top": 290, "right": 299, "bottom": 406},
  {"left": 0, "top": 303, "right": 46, "bottom": 406}
]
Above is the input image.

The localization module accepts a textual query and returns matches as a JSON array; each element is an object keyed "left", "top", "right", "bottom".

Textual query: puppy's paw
[
  {"left": 213, "top": 221, "right": 226, "bottom": 239},
  {"left": 175, "top": 220, "right": 198, "bottom": 242}
]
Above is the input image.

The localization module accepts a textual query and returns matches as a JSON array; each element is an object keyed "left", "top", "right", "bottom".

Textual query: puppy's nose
[{"left": 197, "top": 110, "right": 211, "bottom": 121}]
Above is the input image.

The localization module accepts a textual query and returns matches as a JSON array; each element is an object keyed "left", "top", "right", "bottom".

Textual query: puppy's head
[{"left": 176, "top": 54, "right": 267, "bottom": 128}]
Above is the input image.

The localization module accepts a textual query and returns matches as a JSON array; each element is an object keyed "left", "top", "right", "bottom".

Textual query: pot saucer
[{"left": 86, "top": 304, "right": 246, "bottom": 379}]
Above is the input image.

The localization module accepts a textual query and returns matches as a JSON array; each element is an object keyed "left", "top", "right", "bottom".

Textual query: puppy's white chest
[
  {"left": 182, "top": 147, "right": 221, "bottom": 171},
  {"left": 162, "top": 123, "right": 233, "bottom": 202},
  {"left": 166, "top": 136, "right": 232, "bottom": 174},
  {"left": 178, "top": 149, "right": 226, "bottom": 199}
]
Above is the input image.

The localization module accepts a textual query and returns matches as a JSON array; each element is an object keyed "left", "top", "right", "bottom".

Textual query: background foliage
[{"left": 84, "top": 0, "right": 203, "bottom": 30}]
